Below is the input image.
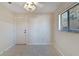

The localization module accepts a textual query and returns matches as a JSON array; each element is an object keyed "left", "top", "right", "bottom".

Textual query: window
[{"left": 58, "top": 3, "right": 79, "bottom": 32}]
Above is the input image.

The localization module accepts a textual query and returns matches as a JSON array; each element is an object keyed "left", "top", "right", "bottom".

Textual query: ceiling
[{"left": 0, "top": 2, "right": 62, "bottom": 14}]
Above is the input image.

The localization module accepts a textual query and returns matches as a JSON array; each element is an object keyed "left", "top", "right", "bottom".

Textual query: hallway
[
  {"left": 0, "top": 45, "right": 60, "bottom": 56},
  {"left": 0, "top": 2, "right": 79, "bottom": 56}
]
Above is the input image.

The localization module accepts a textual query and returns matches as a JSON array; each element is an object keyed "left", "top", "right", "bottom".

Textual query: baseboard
[
  {"left": 53, "top": 44, "right": 64, "bottom": 56},
  {"left": 27, "top": 43, "right": 52, "bottom": 45},
  {"left": 16, "top": 43, "right": 26, "bottom": 45},
  {"left": 0, "top": 44, "right": 15, "bottom": 55}
]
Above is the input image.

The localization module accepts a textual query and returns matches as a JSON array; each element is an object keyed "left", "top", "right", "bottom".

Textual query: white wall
[
  {"left": 0, "top": 4, "right": 16, "bottom": 54},
  {"left": 53, "top": 2, "right": 79, "bottom": 56},
  {"left": 15, "top": 14, "right": 52, "bottom": 45}
]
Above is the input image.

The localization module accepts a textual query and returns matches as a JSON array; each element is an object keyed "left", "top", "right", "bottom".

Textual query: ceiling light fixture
[{"left": 24, "top": 2, "right": 38, "bottom": 12}]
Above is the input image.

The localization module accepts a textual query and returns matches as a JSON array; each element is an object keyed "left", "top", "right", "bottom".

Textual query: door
[
  {"left": 28, "top": 15, "right": 51, "bottom": 45},
  {"left": 16, "top": 17, "right": 28, "bottom": 44}
]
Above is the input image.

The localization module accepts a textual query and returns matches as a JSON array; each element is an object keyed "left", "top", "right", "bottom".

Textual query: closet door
[{"left": 28, "top": 15, "right": 51, "bottom": 45}]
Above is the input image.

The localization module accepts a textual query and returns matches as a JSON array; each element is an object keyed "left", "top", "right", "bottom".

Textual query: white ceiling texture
[{"left": 0, "top": 2, "right": 62, "bottom": 14}]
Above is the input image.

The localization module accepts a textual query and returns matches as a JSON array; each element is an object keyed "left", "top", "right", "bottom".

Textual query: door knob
[{"left": 24, "top": 29, "right": 26, "bottom": 33}]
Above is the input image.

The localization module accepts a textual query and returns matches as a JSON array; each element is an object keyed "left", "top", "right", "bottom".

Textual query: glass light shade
[{"left": 24, "top": 2, "right": 37, "bottom": 12}]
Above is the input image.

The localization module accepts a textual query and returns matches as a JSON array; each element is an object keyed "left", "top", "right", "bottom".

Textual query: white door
[
  {"left": 16, "top": 17, "right": 28, "bottom": 44},
  {"left": 28, "top": 15, "right": 51, "bottom": 45}
]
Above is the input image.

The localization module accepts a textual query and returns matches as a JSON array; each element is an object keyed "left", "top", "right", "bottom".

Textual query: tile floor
[{"left": 0, "top": 45, "right": 61, "bottom": 56}]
